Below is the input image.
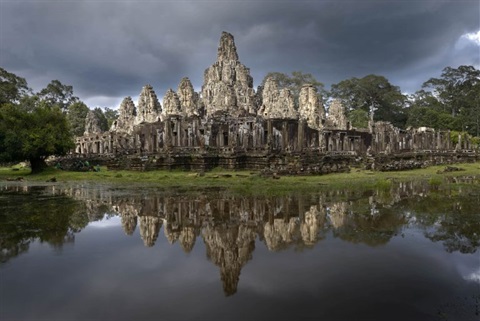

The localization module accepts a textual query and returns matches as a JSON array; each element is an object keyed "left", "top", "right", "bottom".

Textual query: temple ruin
[{"left": 74, "top": 32, "right": 478, "bottom": 172}]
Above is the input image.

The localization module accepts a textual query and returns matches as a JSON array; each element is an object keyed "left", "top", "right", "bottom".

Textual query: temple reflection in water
[{"left": 1, "top": 179, "right": 479, "bottom": 296}]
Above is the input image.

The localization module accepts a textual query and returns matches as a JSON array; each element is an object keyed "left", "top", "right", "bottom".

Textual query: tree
[
  {"left": 103, "top": 107, "right": 119, "bottom": 129},
  {"left": 348, "top": 109, "right": 369, "bottom": 128},
  {"left": 0, "top": 102, "right": 74, "bottom": 173},
  {"left": 259, "top": 71, "right": 326, "bottom": 106},
  {"left": 0, "top": 69, "right": 75, "bottom": 172},
  {"left": 409, "top": 66, "right": 480, "bottom": 136},
  {"left": 92, "top": 107, "right": 109, "bottom": 132},
  {"left": 330, "top": 75, "right": 408, "bottom": 128},
  {"left": 0, "top": 67, "right": 31, "bottom": 106},
  {"left": 67, "top": 102, "right": 90, "bottom": 136},
  {"left": 422, "top": 65, "right": 480, "bottom": 116},
  {"left": 37, "top": 79, "right": 79, "bottom": 112},
  {"left": 406, "top": 90, "right": 459, "bottom": 130}
]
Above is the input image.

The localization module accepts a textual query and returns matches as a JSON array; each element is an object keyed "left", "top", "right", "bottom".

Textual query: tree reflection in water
[{"left": 1, "top": 180, "right": 479, "bottom": 295}]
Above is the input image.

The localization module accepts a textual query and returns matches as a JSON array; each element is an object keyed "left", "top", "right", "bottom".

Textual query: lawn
[{"left": 1, "top": 162, "right": 479, "bottom": 195}]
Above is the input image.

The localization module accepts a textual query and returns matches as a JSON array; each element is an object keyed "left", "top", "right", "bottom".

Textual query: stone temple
[{"left": 74, "top": 32, "right": 477, "bottom": 173}]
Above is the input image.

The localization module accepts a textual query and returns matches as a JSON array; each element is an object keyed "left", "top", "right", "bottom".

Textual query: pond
[{"left": 0, "top": 180, "right": 479, "bottom": 321}]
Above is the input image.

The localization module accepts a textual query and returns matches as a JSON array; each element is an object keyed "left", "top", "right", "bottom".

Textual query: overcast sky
[{"left": 1, "top": 0, "right": 479, "bottom": 109}]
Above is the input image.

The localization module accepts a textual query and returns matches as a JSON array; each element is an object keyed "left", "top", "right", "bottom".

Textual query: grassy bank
[{"left": 1, "top": 162, "right": 479, "bottom": 195}]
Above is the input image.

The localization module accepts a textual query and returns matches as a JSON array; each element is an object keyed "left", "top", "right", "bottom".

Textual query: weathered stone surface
[
  {"left": 119, "top": 207, "right": 138, "bottom": 236},
  {"left": 179, "top": 226, "right": 196, "bottom": 253},
  {"left": 164, "top": 222, "right": 180, "bottom": 245},
  {"left": 300, "top": 205, "right": 324, "bottom": 245},
  {"left": 111, "top": 96, "right": 136, "bottom": 133},
  {"left": 259, "top": 77, "right": 298, "bottom": 119},
  {"left": 136, "top": 85, "right": 162, "bottom": 124},
  {"left": 328, "top": 202, "right": 349, "bottom": 229},
  {"left": 177, "top": 77, "right": 200, "bottom": 117},
  {"left": 84, "top": 110, "right": 103, "bottom": 135},
  {"left": 138, "top": 215, "right": 162, "bottom": 247},
  {"left": 326, "top": 99, "right": 348, "bottom": 129},
  {"left": 162, "top": 88, "right": 182, "bottom": 116},
  {"left": 263, "top": 218, "right": 298, "bottom": 251},
  {"left": 201, "top": 32, "right": 256, "bottom": 117},
  {"left": 217, "top": 31, "right": 239, "bottom": 62},
  {"left": 203, "top": 224, "right": 255, "bottom": 296},
  {"left": 298, "top": 84, "right": 325, "bottom": 129}
]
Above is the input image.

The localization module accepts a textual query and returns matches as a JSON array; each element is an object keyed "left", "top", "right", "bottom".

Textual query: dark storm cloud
[{"left": 1, "top": 0, "right": 478, "bottom": 108}]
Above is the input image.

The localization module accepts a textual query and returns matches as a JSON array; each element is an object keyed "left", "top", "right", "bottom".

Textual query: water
[{"left": 0, "top": 181, "right": 479, "bottom": 321}]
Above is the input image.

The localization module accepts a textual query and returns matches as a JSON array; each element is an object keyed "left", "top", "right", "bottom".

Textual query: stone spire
[
  {"left": 135, "top": 84, "right": 162, "bottom": 125},
  {"left": 263, "top": 218, "right": 299, "bottom": 251},
  {"left": 110, "top": 96, "right": 136, "bottom": 134},
  {"left": 300, "top": 205, "right": 324, "bottom": 246},
  {"left": 298, "top": 84, "right": 325, "bottom": 130},
  {"left": 120, "top": 211, "right": 138, "bottom": 236},
  {"left": 177, "top": 77, "right": 200, "bottom": 117},
  {"left": 138, "top": 215, "right": 162, "bottom": 247},
  {"left": 84, "top": 110, "right": 103, "bottom": 135},
  {"left": 162, "top": 88, "right": 182, "bottom": 116},
  {"left": 179, "top": 226, "right": 196, "bottom": 253},
  {"left": 326, "top": 99, "right": 348, "bottom": 130},
  {"left": 259, "top": 77, "right": 298, "bottom": 119},
  {"left": 202, "top": 224, "right": 256, "bottom": 296},
  {"left": 217, "top": 31, "right": 239, "bottom": 62},
  {"left": 201, "top": 31, "right": 257, "bottom": 117}
]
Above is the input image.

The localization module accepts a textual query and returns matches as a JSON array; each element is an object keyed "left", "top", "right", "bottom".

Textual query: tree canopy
[
  {"left": 0, "top": 69, "right": 75, "bottom": 173},
  {"left": 93, "top": 107, "right": 109, "bottom": 132},
  {"left": 412, "top": 65, "right": 480, "bottom": 136},
  {"left": 103, "top": 107, "right": 119, "bottom": 129},
  {"left": 67, "top": 102, "right": 90, "bottom": 136},
  {"left": 37, "top": 79, "right": 79, "bottom": 112},
  {"left": 330, "top": 75, "right": 408, "bottom": 128},
  {"left": 0, "top": 67, "right": 31, "bottom": 105},
  {"left": 0, "top": 102, "right": 74, "bottom": 172}
]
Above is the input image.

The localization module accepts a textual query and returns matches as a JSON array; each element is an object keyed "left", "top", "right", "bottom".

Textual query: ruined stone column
[
  {"left": 298, "top": 84, "right": 324, "bottom": 130},
  {"left": 297, "top": 120, "right": 305, "bottom": 152}
]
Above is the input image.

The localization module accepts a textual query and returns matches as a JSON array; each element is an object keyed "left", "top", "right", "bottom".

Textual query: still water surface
[{"left": 0, "top": 180, "right": 479, "bottom": 321}]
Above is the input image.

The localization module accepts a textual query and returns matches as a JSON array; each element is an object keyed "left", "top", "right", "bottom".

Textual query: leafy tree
[
  {"left": 259, "top": 71, "right": 326, "bottom": 106},
  {"left": 330, "top": 75, "right": 408, "bottom": 128},
  {"left": 348, "top": 109, "right": 369, "bottom": 128},
  {"left": 421, "top": 65, "right": 480, "bottom": 136},
  {"left": 103, "top": 107, "right": 119, "bottom": 129},
  {"left": 37, "top": 79, "right": 79, "bottom": 112},
  {"left": 0, "top": 69, "right": 75, "bottom": 172},
  {"left": 93, "top": 107, "right": 109, "bottom": 132},
  {"left": 0, "top": 102, "right": 74, "bottom": 173},
  {"left": 422, "top": 65, "right": 479, "bottom": 116},
  {"left": 406, "top": 90, "right": 444, "bottom": 129},
  {"left": 0, "top": 67, "right": 31, "bottom": 105},
  {"left": 67, "top": 102, "right": 90, "bottom": 136}
]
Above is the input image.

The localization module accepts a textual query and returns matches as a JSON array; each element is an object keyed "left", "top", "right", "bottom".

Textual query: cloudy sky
[{"left": 1, "top": 0, "right": 479, "bottom": 109}]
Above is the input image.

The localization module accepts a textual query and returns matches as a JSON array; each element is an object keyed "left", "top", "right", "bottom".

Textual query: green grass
[{"left": 1, "top": 162, "right": 479, "bottom": 195}]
